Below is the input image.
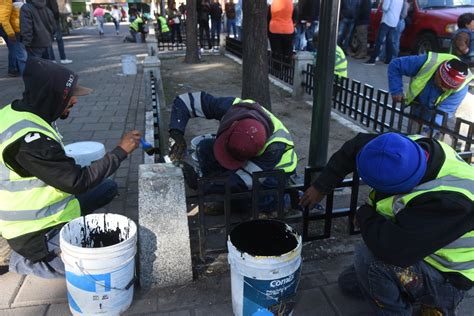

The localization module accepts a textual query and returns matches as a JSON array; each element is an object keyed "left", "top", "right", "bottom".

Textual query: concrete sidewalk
[{"left": 0, "top": 25, "right": 473, "bottom": 315}]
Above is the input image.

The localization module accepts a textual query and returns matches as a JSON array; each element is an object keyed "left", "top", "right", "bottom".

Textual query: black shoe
[
  {"left": 7, "top": 70, "right": 19, "bottom": 77},
  {"left": 364, "top": 58, "right": 376, "bottom": 65},
  {"left": 338, "top": 265, "right": 364, "bottom": 299},
  {"left": 0, "top": 265, "right": 8, "bottom": 275}
]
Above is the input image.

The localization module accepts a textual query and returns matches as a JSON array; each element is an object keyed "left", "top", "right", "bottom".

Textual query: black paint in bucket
[
  {"left": 80, "top": 214, "right": 127, "bottom": 248},
  {"left": 229, "top": 219, "right": 298, "bottom": 256}
]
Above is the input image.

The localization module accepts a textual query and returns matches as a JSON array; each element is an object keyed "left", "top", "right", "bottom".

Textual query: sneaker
[
  {"left": 199, "top": 48, "right": 204, "bottom": 54},
  {"left": 116, "top": 31, "right": 120, "bottom": 35},
  {"left": 60, "top": 59, "right": 73, "bottom": 64},
  {"left": 338, "top": 265, "right": 364, "bottom": 299},
  {"left": 51, "top": 60, "right": 57, "bottom": 64},
  {"left": 364, "top": 58, "right": 376, "bottom": 65}
]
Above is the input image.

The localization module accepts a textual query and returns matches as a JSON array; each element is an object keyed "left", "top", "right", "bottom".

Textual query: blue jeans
[
  {"left": 338, "top": 18, "right": 355, "bottom": 51},
  {"left": 211, "top": 20, "right": 221, "bottom": 46},
  {"left": 370, "top": 22, "right": 396, "bottom": 62},
  {"left": 380, "top": 19, "right": 405, "bottom": 61},
  {"left": 0, "top": 26, "right": 27, "bottom": 75},
  {"left": 227, "top": 18, "right": 236, "bottom": 37},
  {"left": 48, "top": 20, "right": 67, "bottom": 61},
  {"left": 8, "top": 179, "right": 118, "bottom": 279},
  {"left": 353, "top": 243, "right": 465, "bottom": 315}
]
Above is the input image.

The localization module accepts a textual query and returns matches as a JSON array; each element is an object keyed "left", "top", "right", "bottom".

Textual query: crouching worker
[
  {"left": 300, "top": 132, "right": 474, "bottom": 315},
  {"left": 0, "top": 58, "right": 141, "bottom": 278},
  {"left": 124, "top": 12, "right": 148, "bottom": 43},
  {"left": 168, "top": 91, "right": 297, "bottom": 212}
]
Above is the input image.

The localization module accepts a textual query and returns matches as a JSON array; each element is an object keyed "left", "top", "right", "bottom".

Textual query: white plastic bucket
[
  {"left": 190, "top": 134, "right": 216, "bottom": 173},
  {"left": 60, "top": 214, "right": 137, "bottom": 316},
  {"left": 65, "top": 142, "right": 105, "bottom": 167},
  {"left": 121, "top": 55, "right": 137, "bottom": 75},
  {"left": 227, "top": 219, "right": 302, "bottom": 316}
]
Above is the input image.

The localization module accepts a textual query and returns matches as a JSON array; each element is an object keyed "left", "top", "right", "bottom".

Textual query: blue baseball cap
[{"left": 356, "top": 133, "right": 427, "bottom": 194}]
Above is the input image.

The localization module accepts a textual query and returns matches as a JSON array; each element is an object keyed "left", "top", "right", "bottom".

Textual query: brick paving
[{"left": 0, "top": 25, "right": 473, "bottom": 315}]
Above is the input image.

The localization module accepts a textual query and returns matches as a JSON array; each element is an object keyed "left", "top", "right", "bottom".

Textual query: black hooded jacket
[
  {"left": 20, "top": 0, "right": 55, "bottom": 48},
  {"left": 3, "top": 58, "right": 127, "bottom": 261}
]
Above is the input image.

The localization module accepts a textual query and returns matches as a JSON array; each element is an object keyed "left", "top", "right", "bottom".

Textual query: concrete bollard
[
  {"left": 292, "top": 51, "right": 315, "bottom": 100},
  {"left": 138, "top": 163, "right": 193, "bottom": 288}
]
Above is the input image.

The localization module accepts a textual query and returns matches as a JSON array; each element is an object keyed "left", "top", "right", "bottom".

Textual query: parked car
[{"left": 369, "top": 0, "right": 474, "bottom": 55}]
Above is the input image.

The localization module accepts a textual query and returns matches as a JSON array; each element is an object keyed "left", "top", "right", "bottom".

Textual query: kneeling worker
[
  {"left": 168, "top": 91, "right": 297, "bottom": 209},
  {"left": 0, "top": 58, "right": 141, "bottom": 278},
  {"left": 300, "top": 132, "right": 474, "bottom": 315}
]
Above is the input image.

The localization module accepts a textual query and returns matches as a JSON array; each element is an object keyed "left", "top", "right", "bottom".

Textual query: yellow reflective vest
[
  {"left": 232, "top": 98, "right": 297, "bottom": 174},
  {"left": 335, "top": 45, "right": 348, "bottom": 78},
  {"left": 0, "top": 105, "right": 80, "bottom": 240},
  {"left": 405, "top": 52, "right": 473, "bottom": 106},
  {"left": 369, "top": 135, "right": 474, "bottom": 281}
]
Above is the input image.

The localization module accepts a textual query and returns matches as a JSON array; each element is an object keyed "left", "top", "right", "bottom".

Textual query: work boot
[{"left": 338, "top": 265, "right": 364, "bottom": 299}]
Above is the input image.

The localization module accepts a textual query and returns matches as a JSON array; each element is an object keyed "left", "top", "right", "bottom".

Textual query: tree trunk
[
  {"left": 242, "top": 0, "right": 271, "bottom": 110},
  {"left": 185, "top": 0, "right": 200, "bottom": 64}
]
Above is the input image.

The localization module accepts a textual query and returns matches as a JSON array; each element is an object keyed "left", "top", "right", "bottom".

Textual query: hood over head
[{"left": 13, "top": 57, "right": 91, "bottom": 123}]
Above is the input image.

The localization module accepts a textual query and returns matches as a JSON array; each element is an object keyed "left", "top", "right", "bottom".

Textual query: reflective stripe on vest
[
  {"left": 335, "top": 46, "right": 348, "bottom": 78},
  {"left": 131, "top": 17, "right": 144, "bottom": 32},
  {"left": 405, "top": 52, "right": 472, "bottom": 106},
  {"left": 236, "top": 161, "right": 263, "bottom": 189},
  {"left": 158, "top": 16, "right": 169, "bottom": 33},
  {"left": 178, "top": 92, "right": 204, "bottom": 118},
  {"left": 370, "top": 135, "right": 474, "bottom": 281},
  {"left": 0, "top": 105, "right": 80, "bottom": 239}
]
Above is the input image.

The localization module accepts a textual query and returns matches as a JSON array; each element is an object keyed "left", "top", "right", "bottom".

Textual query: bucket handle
[{"left": 75, "top": 262, "right": 136, "bottom": 291}]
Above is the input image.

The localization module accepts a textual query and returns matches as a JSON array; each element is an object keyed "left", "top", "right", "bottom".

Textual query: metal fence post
[{"left": 292, "top": 51, "right": 314, "bottom": 100}]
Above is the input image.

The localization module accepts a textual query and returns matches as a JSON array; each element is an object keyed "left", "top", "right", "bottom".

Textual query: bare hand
[
  {"left": 299, "top": 186, "right": 326, "bottom": 209},
  {"left": 118, "top": 130, "right": 141, "bottom": 154},
  {"left": 391, "top": 94, "right": 404, "bottom": 104}
]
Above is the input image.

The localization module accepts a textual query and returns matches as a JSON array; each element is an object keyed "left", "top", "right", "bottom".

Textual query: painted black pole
[{"left": 308, "top": 0, "right": 341, "bottom": 167}]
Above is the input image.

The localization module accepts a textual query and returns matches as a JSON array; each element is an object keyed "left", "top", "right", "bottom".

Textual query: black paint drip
[
  {"left": 80, "top": 214, "right": 126, "bottom": 248},
  {"left": 229, "top": 219, "right": 298, "bottom": 256}
]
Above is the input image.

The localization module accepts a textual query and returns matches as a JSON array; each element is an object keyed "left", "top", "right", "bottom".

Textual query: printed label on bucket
[{"left": 242, "top": 267, "right": 300, "bottom": 316}]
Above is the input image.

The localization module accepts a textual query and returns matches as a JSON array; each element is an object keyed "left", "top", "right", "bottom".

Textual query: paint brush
[{"left": 140, "top": 138, "right": 156, "bottom": 156}]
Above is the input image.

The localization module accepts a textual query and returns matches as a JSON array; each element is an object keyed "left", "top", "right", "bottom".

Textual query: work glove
[{"left": 169, "top": 129, "right": 187, "bottom": 162}]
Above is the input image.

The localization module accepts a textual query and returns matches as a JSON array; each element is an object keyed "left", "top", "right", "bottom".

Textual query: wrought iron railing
[
  {"left": 225, "top": 37, "right": 295, "bottom": 86},
  {"left": 154, "top": 22, "right": 220, "bottom": 51},
  {"left": 303, "top": 64, "right": 474, "bottom": 152}
]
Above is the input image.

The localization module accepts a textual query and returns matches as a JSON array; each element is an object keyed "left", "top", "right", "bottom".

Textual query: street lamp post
[{"left": 308, "top": 0, "right": 341, "bottom": 168}]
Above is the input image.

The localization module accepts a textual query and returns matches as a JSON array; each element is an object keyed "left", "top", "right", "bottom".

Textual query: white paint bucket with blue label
[
  {"left": 227, "top": 219, "right": 302, "bottom": 316},
  {"left": 60, "top": 214, "right": 137, "bottom": 315}
]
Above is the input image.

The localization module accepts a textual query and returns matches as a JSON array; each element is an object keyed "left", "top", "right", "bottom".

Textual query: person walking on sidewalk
[
  {"left": 111, "top": 5, "right": 122, "bottom": 35},
  {"left": 0, "top": 58, "right": 141, "bottom": 278},
  {"left": 168, "top": 91, "right": 297, "bottom": 211},
  {"left": 168, "top": 3, "right": 182, "bottom": 45},
  {"left": 300, "top": 132, "right": 474, "bottom": 315},
  {"left": 225, "top": 0, "right": 236, "bottom": 38},
  {"left": 46, "top": 0, "right": 72, "bottom": 64},
  {"left": 210, "top": 0, "right": 222, "bottom": 49},
  {"left": 197, "top": 0, "right": 212, "bottom": 51},
  {"left": 388, "top": 53, "right": 471, "bottom": 129},
  {"left": 365, "top": 0, "right": 403, "bottom": 65},
  {"left": 93, "top": 4, "right": 105, "bottom": 36},
  {"left": 352, "top": 0, "right": 371, "bottom": 59},
  {"left": 20, "top": 0, "right": 55, "bottom": 59},
  {"left": 0, "top": 0, "right": 27, "bottom": 76},
  {"left": 450, "top": 13, "right": 474, "bottom": 67},
  {"left": 338, "top": 0, "right": 360, "bottom": 53}
]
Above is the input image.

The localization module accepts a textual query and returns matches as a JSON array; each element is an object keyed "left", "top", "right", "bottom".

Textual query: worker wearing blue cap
[{"left": 299, "top": 132, "right": 474, "bottom": 315}]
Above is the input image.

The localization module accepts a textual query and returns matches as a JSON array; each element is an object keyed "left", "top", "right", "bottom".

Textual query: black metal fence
[
  {"left": 154, "top": 22, "right": 220, "bottom": 51},
  {"left": 303, "top": 64, "right": 474, "bottom": 152},
  {"left": 225, "top": 37, "right": 295, "bottom": 86}
]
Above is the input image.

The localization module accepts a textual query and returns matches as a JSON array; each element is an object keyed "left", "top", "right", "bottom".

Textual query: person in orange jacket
[{"left": 0, "top": 0, "right": 26, "bottom": 76}]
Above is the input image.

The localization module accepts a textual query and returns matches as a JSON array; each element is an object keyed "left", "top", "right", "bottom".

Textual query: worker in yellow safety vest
[
  {"left": 0, "top": 58, "right": 141, "bottom": 278},
  {"left": 300, "top": 132, "right": 474, "bottom": 315}
]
